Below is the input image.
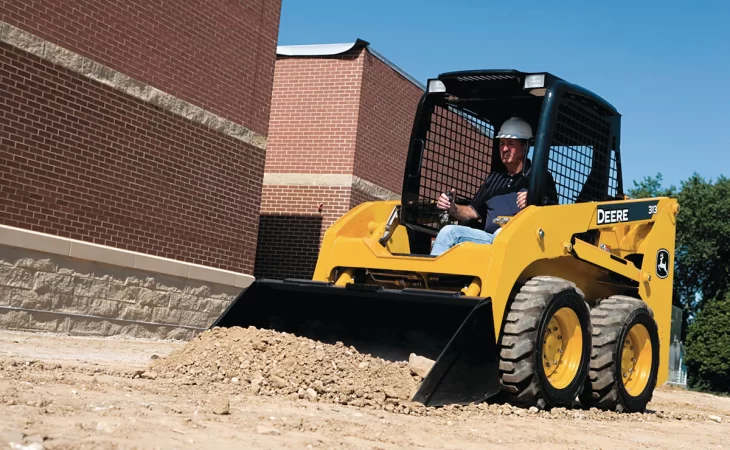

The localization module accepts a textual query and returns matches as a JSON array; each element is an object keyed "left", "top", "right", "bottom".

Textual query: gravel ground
[{"left": 0, "top": 328, "right": 728, "bottom": 449}]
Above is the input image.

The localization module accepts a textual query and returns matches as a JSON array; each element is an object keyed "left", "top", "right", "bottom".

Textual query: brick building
[
  {"left": 0, "top": 1, "right": 281, "bottom": 338},
  {"left": 254, "top": 39, "right": 425, "bottom": 279}
]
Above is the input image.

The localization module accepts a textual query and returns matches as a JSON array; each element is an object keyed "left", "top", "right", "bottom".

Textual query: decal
[
  {"left": 596, "top": 200, "right": 660, "bottom": 226},
  {"left": 656, "top": 248, "right": 669, "bottom": 279}
]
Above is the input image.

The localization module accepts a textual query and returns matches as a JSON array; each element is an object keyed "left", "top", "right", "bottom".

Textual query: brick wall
[
  {"left": 254, "top": 48, "right": 365, "bottom": 279},
  {"left": 263, "top": 48, "right": 364, "bottom": 174},
  {"left": 254, "top": 44, "right": 425, "bottom": 279},
  {"left": 1, "top": 0, "right": 280, "bottom": 135},
  {"left": 1, "top": 42, "right": 264, "bottom": 274},
  {"left": 255, "top": 185, "right": 352, "bottom": 279},
  {"left": 350, "top": 189, "right": 380, "bottom": 209},
  {"left": 354, "top": 51, "right": 424, "bottom": 195},
  {"left": 1, "top": 2, "right": 280, "bottom": 277}
]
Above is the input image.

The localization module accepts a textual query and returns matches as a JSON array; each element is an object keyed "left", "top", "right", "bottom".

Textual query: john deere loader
[{"left": 214, "top": 69, "right": 678, "bottom": 413}]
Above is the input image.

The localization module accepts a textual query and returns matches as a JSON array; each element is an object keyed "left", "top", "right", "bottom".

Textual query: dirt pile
[
  {"left": 149, "top": 326, "right": 726, "bottom": 423},
  {"left": 150, "top": 326, "right": 423, "bottom": 414}
]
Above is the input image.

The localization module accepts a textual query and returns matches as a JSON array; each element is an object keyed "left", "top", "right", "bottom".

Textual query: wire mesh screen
[
  {"left": 547, "top": 99, "right": 615, "bottom": 204},
  {"left": 417, "top": 104, "right": 494, "bottom": 224},
  {"left": 608, "top": 149, "right": 619, "bottom": 198}
]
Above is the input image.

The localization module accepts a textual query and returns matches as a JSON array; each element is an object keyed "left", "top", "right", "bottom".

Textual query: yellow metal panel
[
  {"left": 312, "top": 196, "right": 679, "bottom": 362},
  {"left": 571, "top": 240, "right": 640, "bottom": 281},
  {"left": 634, "top": 204, "right": 678, "bottom": 386}
]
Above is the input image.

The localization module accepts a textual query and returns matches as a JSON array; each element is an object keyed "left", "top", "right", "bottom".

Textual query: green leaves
[
  {"left": 685, "top": 295, "right": 730, "bottom": 392},
  {"left": 675, "top": 174, "right": 730, "bottom": 312},
  {"left": 627, "top": 172, "right": 677, "bottom": 199}
]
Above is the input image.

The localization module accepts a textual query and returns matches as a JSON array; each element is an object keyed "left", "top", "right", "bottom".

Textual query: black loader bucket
[{"left": 212, "top": 278, "right": 502, "bottom": 407}]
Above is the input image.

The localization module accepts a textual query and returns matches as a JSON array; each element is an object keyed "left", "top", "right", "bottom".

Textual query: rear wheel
[
  {"left": 499, "top": 276, "right": 592, "bottom": 408},
  {"left": 579, "top": 296, "right": 660, "bottom": 412}
]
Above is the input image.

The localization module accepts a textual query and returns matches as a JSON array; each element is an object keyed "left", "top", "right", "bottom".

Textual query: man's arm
[
  {"left": 516, "top": 173, "right": 559, "bottom": 208},
  {"left": 452, "top": 202, "right": 480, "bottom": 221},
  {"left": 436, "top": 190, "right": 479, "bottom": 221},
  {"left": 438, "top": 173, "right": 495, "bottom": 222}
]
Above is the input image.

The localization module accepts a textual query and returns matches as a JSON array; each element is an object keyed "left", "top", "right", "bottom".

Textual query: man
[{"left": 430, "top": 116, "right": 557, "bottom": 256}]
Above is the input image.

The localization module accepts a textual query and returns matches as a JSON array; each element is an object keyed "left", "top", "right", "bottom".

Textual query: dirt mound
[
  {"left": 151, "top": 326, "right": 422, "bottom": 414},
  {"left": 149, "top": 326, "right": 724, "bottom": 423}
]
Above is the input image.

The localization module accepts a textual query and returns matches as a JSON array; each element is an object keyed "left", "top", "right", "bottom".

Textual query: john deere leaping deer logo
[{"left": 656, "top": 249, "right": 670, "bottom": 279}]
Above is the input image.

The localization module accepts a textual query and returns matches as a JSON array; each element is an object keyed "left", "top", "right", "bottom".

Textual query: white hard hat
[{"left": 496, "top": 117, "right": 533, "bottom": 140}]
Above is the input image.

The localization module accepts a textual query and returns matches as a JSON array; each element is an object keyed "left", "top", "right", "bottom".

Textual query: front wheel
[
  {"left": 499, "top": 276, "right": 592, "bottom": 408},
  {"left": 580, "top": 296, "right": 660, "bottom": 413}
]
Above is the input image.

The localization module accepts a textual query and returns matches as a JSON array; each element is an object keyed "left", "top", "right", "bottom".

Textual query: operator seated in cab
[{"left": 431, "top": 117, "right": 558, "bottom": 256}]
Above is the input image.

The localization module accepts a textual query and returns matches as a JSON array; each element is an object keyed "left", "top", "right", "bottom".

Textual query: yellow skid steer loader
[{"left": 214, "top": 70, "right": 678, "bottom": 413}]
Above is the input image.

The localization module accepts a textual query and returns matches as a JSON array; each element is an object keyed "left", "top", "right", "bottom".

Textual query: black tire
[
  {"left": 499, "top": 276, "right": 592, "bottom": 408},
  {"left": 580, "top": 296, "right": 660, "bottom": 413}
]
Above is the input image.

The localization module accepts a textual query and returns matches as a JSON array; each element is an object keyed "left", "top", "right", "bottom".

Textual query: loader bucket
[{"left": 212, "top": 278, "right": 502, "bottom": 407}]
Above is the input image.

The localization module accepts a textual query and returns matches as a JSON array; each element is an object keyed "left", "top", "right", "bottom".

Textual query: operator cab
[{"left": 398, "top": 69, "right": 623, "bottom": 255}]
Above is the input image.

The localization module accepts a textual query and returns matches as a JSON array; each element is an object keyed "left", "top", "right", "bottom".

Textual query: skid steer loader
[{"left": 213, "top": 69, "right": 678, "bottom": 413}]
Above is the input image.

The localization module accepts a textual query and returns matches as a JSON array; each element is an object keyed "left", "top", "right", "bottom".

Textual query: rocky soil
[
  {"left": 0, "top": 328, "right": 728, "bottom": 449},
  {"left": 150, "top": 326, "right": 422, "bottom": 414},
  {"left": 149, "top": 326, "right": 724, "bottom": 423}
]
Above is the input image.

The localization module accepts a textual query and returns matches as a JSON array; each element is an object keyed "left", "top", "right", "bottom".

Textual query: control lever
[
  {"left": 439, "top": 190, "right": 453, "bottom": 227},
  {"left": 379, "top": 206, "right": 400, "bottom": 246}
]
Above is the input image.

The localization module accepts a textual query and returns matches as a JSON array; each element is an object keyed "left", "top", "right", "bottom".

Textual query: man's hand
[
  {"left": 436, "top": 188, "right": 478, "bottom": 222},
  {"left": 437, "top": 188, "right": 456, "bottom": 215},
  {"left": 517, "top": 190, "right": 527, "bottom": 209}
]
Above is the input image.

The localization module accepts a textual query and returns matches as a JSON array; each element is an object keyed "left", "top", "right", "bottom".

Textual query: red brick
[
  {"left": 0, "top": 43, "right": 265, "bottom": 274},
  {"left": 1, "top": 0, "right": 280, "bottom": 135},
  {"left": 255, "top": 45, "right": 424, "bottom": 278}
]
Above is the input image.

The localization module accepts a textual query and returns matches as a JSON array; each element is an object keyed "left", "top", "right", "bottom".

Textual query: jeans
[{"left": 430, "top": 224, "right": 495, "bottom": 256}]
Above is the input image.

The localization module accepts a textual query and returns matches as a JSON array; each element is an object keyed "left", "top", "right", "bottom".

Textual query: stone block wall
[{"left": 0, "top": 225, "right": 250, "bottom": 340}]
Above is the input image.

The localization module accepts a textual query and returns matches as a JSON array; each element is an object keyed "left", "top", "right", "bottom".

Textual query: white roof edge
[
  {"left": 276, "top": 39, "right": 425, "bottom": 91},
  {"left": 276, "top": 39, "right": 369, "bottom": 57}
]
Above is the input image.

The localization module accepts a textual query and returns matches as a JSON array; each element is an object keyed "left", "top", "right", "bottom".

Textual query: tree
[
  {"left": 627, "top": 173, "right": 677, "bottom": 199},
  {"left": 674, "top": 174, "right": 730, "bottom": 313},
  {"left": 684, "top": 294, "right": 730, "bottom": 392}
]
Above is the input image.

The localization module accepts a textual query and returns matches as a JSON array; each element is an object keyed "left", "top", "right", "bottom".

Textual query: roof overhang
[
  {"left": 276, "top": 39, "right": 370, "bottom": 57},
  {"left": 276, "top": 39, "right": 425, "bottom": 91}
]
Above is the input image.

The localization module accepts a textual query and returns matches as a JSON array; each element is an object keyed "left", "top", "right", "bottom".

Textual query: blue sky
[{"left": 277, "top": 0, "right": 730, "bottom": 191}]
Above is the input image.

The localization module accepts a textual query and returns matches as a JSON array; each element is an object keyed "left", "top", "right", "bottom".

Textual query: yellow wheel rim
[
  {"left": 542, "top": 307, "right": 583, "bottom": 389},
  {"left": 621, "top": 323, "right": 652, "bottom": 396}
]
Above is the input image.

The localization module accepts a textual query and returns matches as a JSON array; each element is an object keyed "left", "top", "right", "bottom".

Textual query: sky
[{"left": 276, "top": 0, "right": 730, "bottom": 191}]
